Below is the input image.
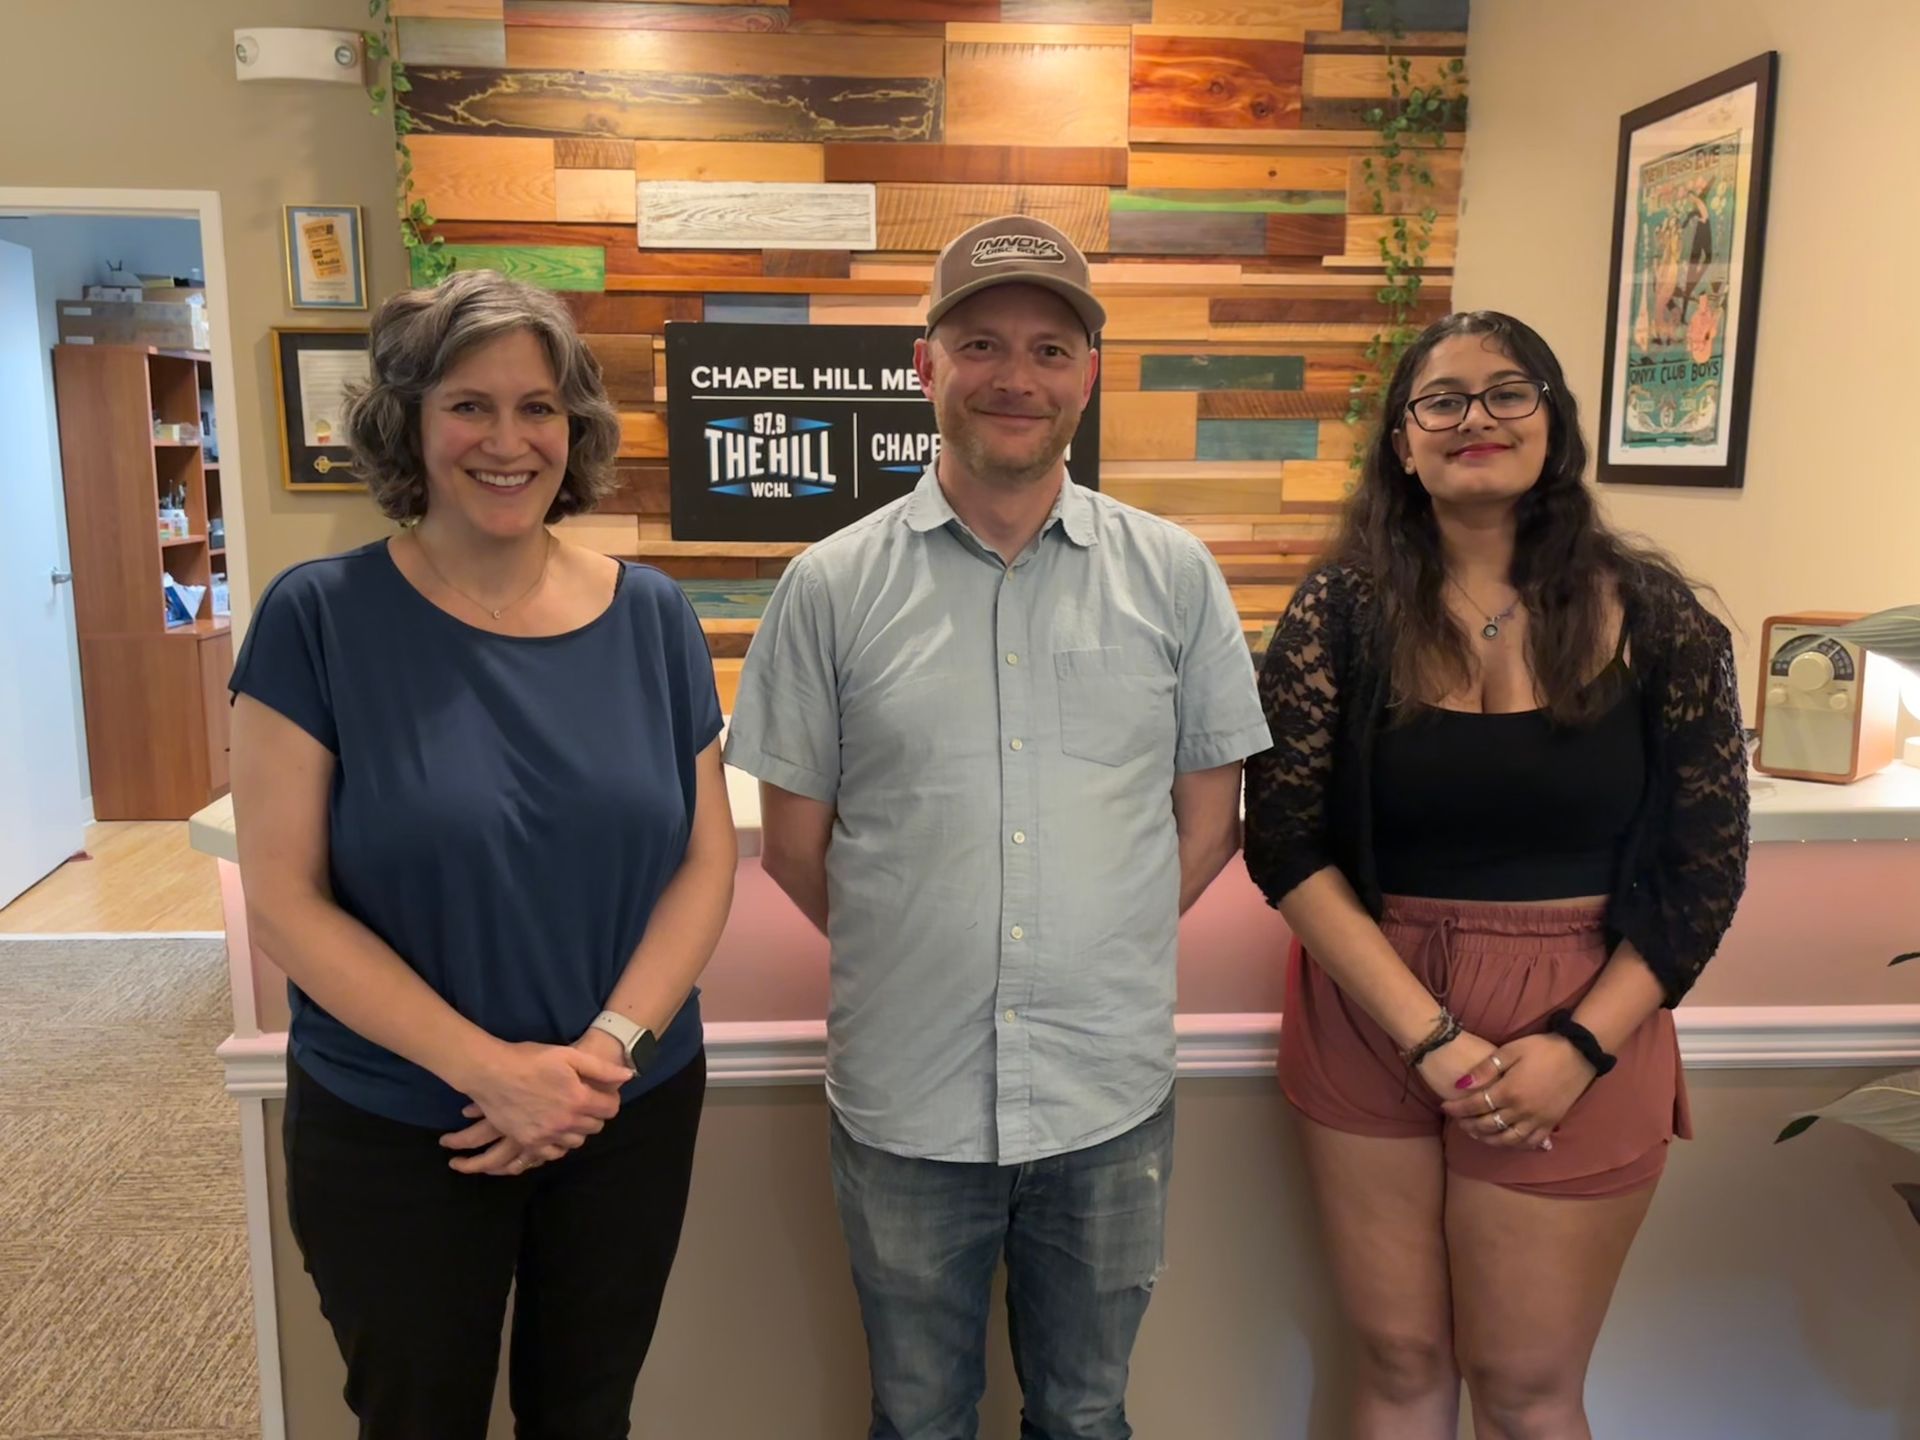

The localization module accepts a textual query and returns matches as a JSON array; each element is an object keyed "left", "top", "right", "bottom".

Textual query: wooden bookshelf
[{"left": 53, "top": 344, "right": 233, "bottom": 818}]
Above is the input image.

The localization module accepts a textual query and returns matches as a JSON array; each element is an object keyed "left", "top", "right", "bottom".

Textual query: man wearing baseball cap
[{"left": 725, "top": 215, "right": 1268, "bottom": 1439}]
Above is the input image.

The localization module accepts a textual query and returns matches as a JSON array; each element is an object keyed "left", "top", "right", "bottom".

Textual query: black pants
[{"left": 284, "top": 1051, "right": 706, "bottom": 1440}]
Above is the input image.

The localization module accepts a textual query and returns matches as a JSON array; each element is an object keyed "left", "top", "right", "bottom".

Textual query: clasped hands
[
  {"left": 1419, "top": 1030, "right": 1598, "bottom": 1151},
  {"left": 438, "top": 1026, "right": 633, "bottom": 1177}
]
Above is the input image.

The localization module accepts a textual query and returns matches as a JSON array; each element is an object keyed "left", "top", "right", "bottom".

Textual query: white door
[{"left": 0, "top": 239, "right": 88, "bottom": 908}]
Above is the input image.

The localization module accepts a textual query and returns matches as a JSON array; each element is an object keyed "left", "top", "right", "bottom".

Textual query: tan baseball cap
[{"left": 925, "top": 214, "right": 1107, "bottom": 339}]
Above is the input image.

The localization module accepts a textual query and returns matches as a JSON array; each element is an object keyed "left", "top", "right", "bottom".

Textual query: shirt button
[
  {"left": 1012, "top": 831, "right": 1026, "bottom": 845},
  {"left": 1004, "top": 1009, "right": 1018, "bottom": 1023},
  {"left": 1009, "top": 738, "right": 1023, "bottom": 751},
  {"left": 1005, "top": 652, "right": 1019, "bottom": 665},
  {"left": 1009, "top": 925, "right": 1024, "bottom": 940}
]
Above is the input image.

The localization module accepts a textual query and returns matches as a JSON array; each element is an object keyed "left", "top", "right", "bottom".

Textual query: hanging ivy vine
[
  {"left": 1344, "top": 0, "right": 1469, "bottom": 464},
  {"left": 365, "top": 0, "right": 453, "bottom": 286}
]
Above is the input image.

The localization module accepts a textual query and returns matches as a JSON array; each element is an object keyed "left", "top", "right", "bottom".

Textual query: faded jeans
[{"left": 828, "top": 1095, "right": 1175, "bottom": 1440}]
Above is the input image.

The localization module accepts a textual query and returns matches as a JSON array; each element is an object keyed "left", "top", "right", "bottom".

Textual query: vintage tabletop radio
[{"left": 1753, "top": 612, "right": 1900, "bottom": 784}]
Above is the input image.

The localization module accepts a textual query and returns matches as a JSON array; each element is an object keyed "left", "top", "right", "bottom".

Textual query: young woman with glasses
[{"left": 1244, "top": 311, "right": 1749, "bottom": 1438}]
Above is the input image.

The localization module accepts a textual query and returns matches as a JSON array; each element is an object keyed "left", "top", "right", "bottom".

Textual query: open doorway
[{"left": 0, "top": 188, "right": 249, "bottom": 924}]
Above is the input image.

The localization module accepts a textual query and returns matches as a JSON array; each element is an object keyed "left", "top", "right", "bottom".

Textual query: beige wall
[
  {"left": 1455, "top": 0, "right": 1920, "bottom": 715},
  {"left": 265, "top": 1069, "right": 1920, "bottom": 1438},
  {"left": 0, "top": 1, "right": 403, "bottom": 603}
]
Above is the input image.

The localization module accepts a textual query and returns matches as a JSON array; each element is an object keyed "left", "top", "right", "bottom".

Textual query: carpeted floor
[{"left": 0, "top": 935, "right": 259, "bottom": 1440}]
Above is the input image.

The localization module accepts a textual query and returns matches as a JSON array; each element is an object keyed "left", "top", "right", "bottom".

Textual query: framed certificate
[
  {"left": 284, "top": 205, "right": 368, "bottom": 310},
  {"left": 271, "top": 328, "right": 371, "bottom": 491}
]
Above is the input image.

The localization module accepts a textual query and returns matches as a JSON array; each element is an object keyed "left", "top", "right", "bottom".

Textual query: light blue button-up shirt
[{"left": 724, "top": 469, "right": 1270, "bottom": 1163}]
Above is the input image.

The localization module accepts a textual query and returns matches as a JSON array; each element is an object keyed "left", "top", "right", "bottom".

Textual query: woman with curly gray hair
[{"left": 227, "top": 269, "right": 735, "bottom": 1438}]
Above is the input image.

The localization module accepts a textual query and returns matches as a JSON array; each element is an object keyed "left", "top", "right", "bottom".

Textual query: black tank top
[{"left": 1371, "top": 656, "right": 1646, "bottom": 902}]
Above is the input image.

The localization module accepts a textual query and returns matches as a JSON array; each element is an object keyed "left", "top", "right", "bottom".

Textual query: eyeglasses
[{"left": 1404, "top": 380, "right": 1550, "bottom": 431}]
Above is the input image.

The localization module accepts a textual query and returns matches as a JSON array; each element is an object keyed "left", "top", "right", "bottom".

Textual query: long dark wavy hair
[{"left": 1332, "top": 310, "right": 1684, "bottom": 725}]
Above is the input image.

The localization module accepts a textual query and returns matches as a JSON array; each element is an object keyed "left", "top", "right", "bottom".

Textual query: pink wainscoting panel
[
  {"left": 699, "top": 860, "right": 831, "bottom": 1022},
  {"left": 226, "top": 842, "right": 1920, "bottom": 1037},
  {"left": 699, "top": 858, "right": 1293, "bottom": 1023},
  {"left": 1689, "top": 841, "right": 1920, "bottom": 1007},
  {"left": 700, "top": 842, "right": 1920, "bottom": 1023}
]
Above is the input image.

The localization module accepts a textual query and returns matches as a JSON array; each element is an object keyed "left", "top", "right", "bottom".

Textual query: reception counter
[{"left": 194, "top": 763, "right": 1920, "bottom": 1439}]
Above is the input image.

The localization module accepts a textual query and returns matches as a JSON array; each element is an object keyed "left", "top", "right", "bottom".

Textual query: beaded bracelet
[{"left": 1400, "top": 1008, "right": 1463, "bottom": 1069}]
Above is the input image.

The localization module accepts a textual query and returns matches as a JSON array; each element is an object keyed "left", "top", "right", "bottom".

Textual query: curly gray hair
[{"left": 344, "top": 269, "right": 623, "bottom": 522}]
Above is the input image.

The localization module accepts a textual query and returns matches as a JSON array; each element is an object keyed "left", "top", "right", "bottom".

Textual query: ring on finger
[
  {"left": 1484, "top": 1092, "right": 1499, "bottom": 1115},
  {"left": 1491, "top": 1112, "right": 1509, "bottom": 1131},
  {"left": 1489, "top": 1055, "right": 1505, "bottom": 1074}
]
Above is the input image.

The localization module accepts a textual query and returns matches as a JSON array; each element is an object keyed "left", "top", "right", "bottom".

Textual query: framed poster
[
  {"left": 666, "top": 323, "right": 1102, "bottom": 542},
  {"left": 1598, "top": 52, "right": 1777, "bottom": 488},
  {"left": 271, "top": 328, "right": 370, "bottom": 491},
  {"left": 284, "top": 205, "right": 368, "bottom": 310}
]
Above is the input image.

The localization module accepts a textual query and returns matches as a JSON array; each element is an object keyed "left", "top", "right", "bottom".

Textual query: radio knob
[
  {"left": 1766, "top": 685, "right": 1789, "bottom": 708},
  {"left": 1828, "top": 691, "right": 1851, "bottom": 712},
  {"left": 1787, "top": 650, "right": 1834, "bottom": 692}
]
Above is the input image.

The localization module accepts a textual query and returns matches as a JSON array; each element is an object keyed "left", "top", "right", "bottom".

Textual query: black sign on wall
[{"left": 666, "top": 323, "right": 1101, "bottom": 542}]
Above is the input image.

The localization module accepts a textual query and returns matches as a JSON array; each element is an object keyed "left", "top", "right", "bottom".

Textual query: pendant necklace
[
  {"left": 1448, "top": 574, "right": 1520, "bottom": 640},
  {"left": 414, "top": 528, "right": 554, "bottom": 621}
]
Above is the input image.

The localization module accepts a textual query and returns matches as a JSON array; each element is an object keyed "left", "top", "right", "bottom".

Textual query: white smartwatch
[{"left": 588, "top": 1010, "right": 659, "bottom": 1074}]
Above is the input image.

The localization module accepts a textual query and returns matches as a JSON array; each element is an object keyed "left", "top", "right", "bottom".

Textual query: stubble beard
[{"left": 942, "top": 400, "right": 1078, "bottom": 491}]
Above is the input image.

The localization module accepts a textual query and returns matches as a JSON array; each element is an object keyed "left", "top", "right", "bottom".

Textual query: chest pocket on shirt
[{"left": 1054, "top": 646, "right": 1175, "bottom": 767}]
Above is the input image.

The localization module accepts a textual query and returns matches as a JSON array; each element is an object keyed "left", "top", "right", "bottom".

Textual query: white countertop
[
  {"left": 1746, "top": 761, "right": 1920, "bottom": 842},
  {"left": 187, "top": 762, "right": 1920, "bottom": 865},
  {"left": 190, "top": 763, "right": 766, "bottom": 864}
]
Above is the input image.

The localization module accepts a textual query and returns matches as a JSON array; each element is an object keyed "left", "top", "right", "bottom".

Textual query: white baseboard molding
[{"left": 220, "top": 1006, "right": 1920, "bottom": 1097}]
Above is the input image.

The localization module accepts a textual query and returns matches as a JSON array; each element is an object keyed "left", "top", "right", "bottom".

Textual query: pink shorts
[{"left": 1278, "top": 895, "right": 1690, "bottom": 1199}]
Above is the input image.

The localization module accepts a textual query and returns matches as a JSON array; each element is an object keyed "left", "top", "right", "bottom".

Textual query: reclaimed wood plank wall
[{"left": 397, "top": 0, "right": 1470, "bottom": 695}]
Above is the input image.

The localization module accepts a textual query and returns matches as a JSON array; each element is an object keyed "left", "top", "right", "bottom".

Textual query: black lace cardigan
[{"left": 1243, "top": 561, "right": 1751, "bottom": 1006}]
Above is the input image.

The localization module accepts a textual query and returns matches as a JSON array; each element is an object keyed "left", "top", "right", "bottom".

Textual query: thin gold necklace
[
  {"left": 412, "top": 528, "right": 554, "bottom": 621},
  {"left": 1447, "top": 573, "right": 1521, "bottom": 640}
]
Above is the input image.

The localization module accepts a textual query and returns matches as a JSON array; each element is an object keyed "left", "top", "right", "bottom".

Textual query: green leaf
[
  {"left": 1896, "top": 1184, "right": 1920, "bottom": 1228},
  {"left": 370, "top": 86, "right": 386, "bottom": 105},
  {"left": 1775, "top": 1115, "right": 1821, "bottom": 1143},
  {"left": 1365, "top": 106, "right": 1385, "bottom": 126},
  {"left": 1787, "top": 1069, "right": 1920, "bottom": 1154},
  {"left": 1829, "top": 608, "right": 1920, "bottom": 670},
  {"left": 1449, "top": 56, "right": 1465, "bottom": 74},
  {"left": 394, "top": 74, "right": 411, "bottom": 93}
]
